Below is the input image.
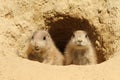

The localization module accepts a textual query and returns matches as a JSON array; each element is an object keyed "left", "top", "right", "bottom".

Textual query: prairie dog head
[
  {"left": 30, "top": 30, "right": 52, "bottom": 53},
  {"left": 70, "top": 30, "right": 91, "bottom": 47}
]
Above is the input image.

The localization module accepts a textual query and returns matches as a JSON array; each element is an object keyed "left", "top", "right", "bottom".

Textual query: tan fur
[
  {"left": 64, "top": 30, "right": 97, "bottom": 65},
  {"left": 24, "top": 30, "right": 64, "bottom": 65}
]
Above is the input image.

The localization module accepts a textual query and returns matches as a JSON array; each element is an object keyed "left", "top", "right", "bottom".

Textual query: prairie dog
[
  {"left": 25, "top": 30, "right": 64, "bottom": 65},
  {"left": 64, "top": 30, "right": 97, "bottom": 65}
]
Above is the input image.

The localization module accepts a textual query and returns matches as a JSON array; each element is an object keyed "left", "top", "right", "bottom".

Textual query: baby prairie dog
[
  {"left": 26, "top": 30, "right": 64, "bottom": 65},
  {"left": 64, "top": 30, "right": 97, "bottom": 65}
]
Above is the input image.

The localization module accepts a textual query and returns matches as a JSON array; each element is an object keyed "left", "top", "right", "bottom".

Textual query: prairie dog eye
[
  {"left": 31, "top": 35, "right": 34, "bottom": 39},
  {"left": 85, "top": 34, "right": 88, "bottom": 38},
  {"left": 43, "top": 36, "right": 46, "bottom": 40}
]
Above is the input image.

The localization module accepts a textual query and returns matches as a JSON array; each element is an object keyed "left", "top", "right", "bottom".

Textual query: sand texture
[{"left": 0, "top": 0, "right": 120, "bottom": 80}]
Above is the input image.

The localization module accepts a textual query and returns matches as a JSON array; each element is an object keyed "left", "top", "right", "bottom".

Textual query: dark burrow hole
[{"left": 44, "top": 14, "right": 106, "bottom": 63}]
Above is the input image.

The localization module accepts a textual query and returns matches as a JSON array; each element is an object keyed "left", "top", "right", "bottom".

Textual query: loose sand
[{"left": 0, "top": 0, "right": 120, "bottom": 80}]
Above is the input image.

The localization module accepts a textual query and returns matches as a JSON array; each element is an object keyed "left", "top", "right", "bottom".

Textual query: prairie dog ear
[
  {"left": 71, "top": 33, "right": 75, "bottom": 38},
  {"left": 41, "top": 26, "right": 48, "bottom": 31},
  {"left": 43, "top": 27, "right": 48, "bottom": 31},
  {"left": 71, "top": 31, "right": 76, "bottom": 37}
]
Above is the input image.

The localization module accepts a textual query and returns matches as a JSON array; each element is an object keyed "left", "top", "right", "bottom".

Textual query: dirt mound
[{"left": 0, "top": 0, "right": 120, "bottom": 80}]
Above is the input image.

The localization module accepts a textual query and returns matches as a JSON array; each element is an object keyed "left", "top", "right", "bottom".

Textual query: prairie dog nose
[
  {"left": 75, "top": 39, "right": 83, "bottom": 45},
  {"left": 77, "top": 40, "right": 82, "bottom": 43},
  {"left": 35, "top": 46, "right": 39, "bottom": 50},
  {"left": 78, "top": 40, "right": 82, "bottom": 42}
]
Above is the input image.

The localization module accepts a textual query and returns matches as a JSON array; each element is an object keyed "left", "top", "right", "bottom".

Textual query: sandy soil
[{"left": 0, "top": 0, "right": 120, "bottom": 80}]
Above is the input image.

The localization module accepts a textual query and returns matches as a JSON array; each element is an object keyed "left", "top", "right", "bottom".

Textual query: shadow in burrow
[{"left": 44, "top": 14, "right": 106, "bottom": 63}]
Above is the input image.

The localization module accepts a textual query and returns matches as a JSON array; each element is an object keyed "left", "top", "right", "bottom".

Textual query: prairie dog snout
[
  {"left": 71, "top": 30, "right": 90, "bottom": 46},
  {"left": 30, "top": 30, "right": 51, "bottom": 53}
]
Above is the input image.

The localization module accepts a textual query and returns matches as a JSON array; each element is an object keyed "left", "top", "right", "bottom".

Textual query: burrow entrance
[{"left": 44, "top": 14, "right": 106, "bottom": 63}]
